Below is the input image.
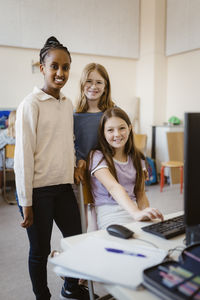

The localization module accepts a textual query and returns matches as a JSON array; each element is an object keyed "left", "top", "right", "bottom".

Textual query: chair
[
  {"left": 3, "top": 144, "right": 16, "bottom": 204},
  {"left": 134, "top": 133, "right": 147, "bottom": 155},
  {"left": 160, "top": 132, "right": 184, "bottom": 193},
  {"left": 79, "top": 183, "right": 114, "bottom": 300}
]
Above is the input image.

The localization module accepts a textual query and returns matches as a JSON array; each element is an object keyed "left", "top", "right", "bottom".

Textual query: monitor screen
[{"left": 184, "top": 112, "right": 200, "bottom": 226}]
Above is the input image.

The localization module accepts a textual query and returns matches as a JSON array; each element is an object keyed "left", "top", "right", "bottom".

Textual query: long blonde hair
[
  {"left": 7, "top": 110, "right": 16, "bottom": 138},
  {"left": 75, "top": 63, "right": 115, "bottom": 112}
]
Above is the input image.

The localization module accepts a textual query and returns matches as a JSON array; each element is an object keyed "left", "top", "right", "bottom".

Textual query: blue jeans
[{"left": 16, "top": 184, "right": 82, "bottom": 300}]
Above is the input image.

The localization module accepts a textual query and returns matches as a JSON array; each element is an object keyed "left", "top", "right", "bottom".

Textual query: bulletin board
[
  {"left": 166, "top": 0, "right": 200, "bottom": 56},
  {"left": 0, "top": 0, "right": 139, "bottom": 59}
]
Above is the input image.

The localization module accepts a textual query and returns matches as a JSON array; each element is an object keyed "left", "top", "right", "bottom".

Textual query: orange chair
[
  {"left": 3, "top": 144, "right": 16, "bottom": 204},
  {"left": 134, "top": 133, "right": 147, "bottom": 155},
  {"left": 160, "top": 132, "right": 184, "bottom": 193},
  {"left": 160, "top": 161, "right": 184, "bottom": 193}
]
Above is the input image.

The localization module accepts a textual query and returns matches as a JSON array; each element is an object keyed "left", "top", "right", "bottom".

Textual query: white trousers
[{"left": 96, "top": 204, "right": 134, "bottom": 230}]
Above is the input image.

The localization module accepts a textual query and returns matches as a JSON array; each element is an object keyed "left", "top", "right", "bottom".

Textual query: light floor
[{"left": 0, "top": 184, "right": 183, "bottom": 300}]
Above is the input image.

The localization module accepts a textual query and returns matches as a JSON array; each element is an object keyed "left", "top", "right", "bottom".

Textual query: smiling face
[
  {"left": 83, "top": 70, "right": 105, "bottom": 103},
  {"left": 104, "top": 116, "right": 131, "bottom": 151},
  {"left": 40, "top": 49, "right": 71, "bottom": 99}
]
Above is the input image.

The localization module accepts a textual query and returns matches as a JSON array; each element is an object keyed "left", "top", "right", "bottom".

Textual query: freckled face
[
  {"left": 40, "top": 49, "right": 71, "bottom": 98},
  {"left": 83, "top": 70, "right": 105, "bottom": 102},
  {"left": 104, "top": 117, "right": 131, "bottom": 150}
]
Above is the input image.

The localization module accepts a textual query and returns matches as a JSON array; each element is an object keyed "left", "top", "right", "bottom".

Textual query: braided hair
[{"left": 40, "top": 36, "right": 71, "bottom": 64}]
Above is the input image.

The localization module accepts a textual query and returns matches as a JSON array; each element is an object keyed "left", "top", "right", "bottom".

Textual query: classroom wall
[
  {"left": 136, "top": 0, "right": 167, "bottom": 154},
  {"left": 1, "top": 0, "right": 200, "bottom": 154},
  {"left": 167, "top": 50, "right": 200, "bottom": 122},
  {"left": 0, "top": 0, "right": 139, "bottom": 59},
  {"left": 0, "top": 0, "right": 167, "bottom": 157},
  {"left": 0, "top": 46, "right": 137, "bottom": 113}
]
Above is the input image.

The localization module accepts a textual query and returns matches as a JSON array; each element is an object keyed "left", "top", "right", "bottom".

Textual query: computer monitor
[{"left": 184, "top": 112, "right": 200, "bottom": 245}]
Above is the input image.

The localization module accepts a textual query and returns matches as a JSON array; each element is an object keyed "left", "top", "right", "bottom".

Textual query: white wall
[
  {"left": 0, "top": 0, "right": 139, "bottom": 59},
  {"left": 1, "top": 0, "right": 200, "bottom": 154},
  {"left": 136, "top": 0, "right": 167, "bottom": 154},
  {"left": 0, "top": 46, "right": 41, "bottom": 108},
  {"left": 167, "top": 50, "right": 200, "bottom": 122},
  {"left": 0, "top": 0, "right": 167, "bottom": 157},
  {"left": 0, "top": 46, "right": 137, "bottom": 111},
  {"left": 166, "top": 0, "right": 200, "bottom": 56}
]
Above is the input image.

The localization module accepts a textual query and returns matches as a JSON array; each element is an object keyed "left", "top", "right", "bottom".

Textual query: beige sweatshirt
[{"left": 14, "top": 87, "right": 75, "bottom": 207}]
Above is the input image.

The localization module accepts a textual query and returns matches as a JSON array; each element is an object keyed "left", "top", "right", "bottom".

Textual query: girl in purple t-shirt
[{"left": 88, "top": 107, "right": 163, "bottom": 229}]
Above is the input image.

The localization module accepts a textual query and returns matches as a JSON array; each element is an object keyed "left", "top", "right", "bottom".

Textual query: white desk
[{"left": 60, "top": 211, "right": 185, "bottom": 300}]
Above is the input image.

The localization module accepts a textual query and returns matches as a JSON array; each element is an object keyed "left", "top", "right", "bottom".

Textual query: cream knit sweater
[{"left": 14, "top": 87, "right": 75, "bottom": 206}]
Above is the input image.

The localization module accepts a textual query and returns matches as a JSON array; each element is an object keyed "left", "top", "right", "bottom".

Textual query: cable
[
  {"left": 167, "top": 245, "right": 185, "bottom": 259},
  {"left": 135, "top": 237, "right": 159, "bottom": 248}
]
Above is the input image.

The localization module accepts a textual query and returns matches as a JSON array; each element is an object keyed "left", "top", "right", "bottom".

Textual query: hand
[
  {"left": 21, "top": 206, "right": 33, "bottom": 228},
  {"left": 74, "top": 160, "right": 86, "bottom": 184},
  {"left": 133, "top": 207, "right": 164, "bottom": 222},
  {"left": 74, "top": 167, "right": 83, "bottom": 184},
  {"left": 77, "top": 159, "right": 86, "bottom": 170}
]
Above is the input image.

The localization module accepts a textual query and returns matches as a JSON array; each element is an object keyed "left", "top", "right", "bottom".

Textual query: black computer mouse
[{"left": 106, "top": 224, "right": 134, "bottom": 239}]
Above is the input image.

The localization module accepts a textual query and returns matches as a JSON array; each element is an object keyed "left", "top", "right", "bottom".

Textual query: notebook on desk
[{"left": 50, "top": 236, "right": 167, "bottom": 289}]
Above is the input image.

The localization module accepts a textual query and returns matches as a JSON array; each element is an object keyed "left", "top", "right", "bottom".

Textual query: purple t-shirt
[{"left": 90, "top": 150, "right": 145, "bottom": 206}]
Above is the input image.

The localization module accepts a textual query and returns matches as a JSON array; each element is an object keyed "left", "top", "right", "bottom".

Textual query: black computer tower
[{"left": 184, "top": 113, "right": 200, "bottom": 245}]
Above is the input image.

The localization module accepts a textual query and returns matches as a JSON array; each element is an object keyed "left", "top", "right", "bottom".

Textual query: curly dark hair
[{"left": 39, "top": 36, "right": 71, "bottom": 64}]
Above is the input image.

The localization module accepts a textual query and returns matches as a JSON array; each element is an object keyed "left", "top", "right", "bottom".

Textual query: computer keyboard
[{"left": 142, "top": 214, "right": 185, "bottom": 239}]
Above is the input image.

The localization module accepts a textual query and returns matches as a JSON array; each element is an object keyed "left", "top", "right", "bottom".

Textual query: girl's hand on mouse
[
  {"left": 133, "top": 207, "right": 164, "bottom": 222},
  {"left": 21, "top": 206, "right": 33, "bottom": 228}
]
